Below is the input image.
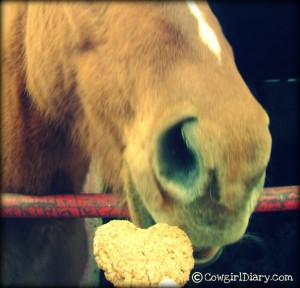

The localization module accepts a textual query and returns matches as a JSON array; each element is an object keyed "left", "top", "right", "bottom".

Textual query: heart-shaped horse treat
[{"left": 93, "top": 220, "right": 194, "bottom": 287}]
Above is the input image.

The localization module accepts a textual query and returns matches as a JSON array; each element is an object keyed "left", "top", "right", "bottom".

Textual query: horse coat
[{"left": 1, "top": 1, "right": 272, "bottom": 285}]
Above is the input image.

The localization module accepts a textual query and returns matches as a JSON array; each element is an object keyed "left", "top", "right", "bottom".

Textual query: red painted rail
[
  {"left": 0, "top": 193, "right": 129, "bottom": 218},
  {"left": 254, "top": 186, "right": 299, "bottom": 212},
  {"left": 0, "top": 186, "right": 299, "bottom": 218}
]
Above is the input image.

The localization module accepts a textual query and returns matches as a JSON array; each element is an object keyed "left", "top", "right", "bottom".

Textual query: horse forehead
[{"left": 186, "top": 1, "right": 221, "bottom": 63}]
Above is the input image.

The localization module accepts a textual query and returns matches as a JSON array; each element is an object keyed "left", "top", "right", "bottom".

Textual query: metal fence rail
[{"left": 1, "top": 186, "right": 299, "bottom": 218}]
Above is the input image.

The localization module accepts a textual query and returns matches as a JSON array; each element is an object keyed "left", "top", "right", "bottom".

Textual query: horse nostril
[{"left": 156, "top": 117, "right": 200, "bottom": 191}]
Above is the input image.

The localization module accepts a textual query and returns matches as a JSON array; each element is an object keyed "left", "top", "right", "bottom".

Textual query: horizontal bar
[
  {"left": 1, "top": 194, "right": 130, "bottom": 218},
  {"left": 1, "top": 186, "right": 299, "bottom": 218},
  {"left": 254, "top": 185, "right": 299, "bottom": 212}
]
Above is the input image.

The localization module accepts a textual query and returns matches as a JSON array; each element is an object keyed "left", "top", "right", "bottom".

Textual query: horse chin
[{"left": 193, "top": 246, "right": 223, "bottom": 267}]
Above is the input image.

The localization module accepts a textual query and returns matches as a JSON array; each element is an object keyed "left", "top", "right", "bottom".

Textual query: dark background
[{"left": 100, "top": 2, "right": 299, "bottom": 287}]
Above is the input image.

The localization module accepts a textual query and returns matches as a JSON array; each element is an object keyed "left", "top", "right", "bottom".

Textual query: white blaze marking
[{"left": 187, "top": 1, "right": 221, "bottom": 63}]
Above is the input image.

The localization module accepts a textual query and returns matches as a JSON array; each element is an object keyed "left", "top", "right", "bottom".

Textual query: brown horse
[{"left": 1, "top": 1, "right": 272, "bottom": 286}]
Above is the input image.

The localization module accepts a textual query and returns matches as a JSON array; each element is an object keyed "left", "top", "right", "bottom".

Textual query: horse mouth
[{"left": 193, "top": 246, "right": 223, "bottom": 267}]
